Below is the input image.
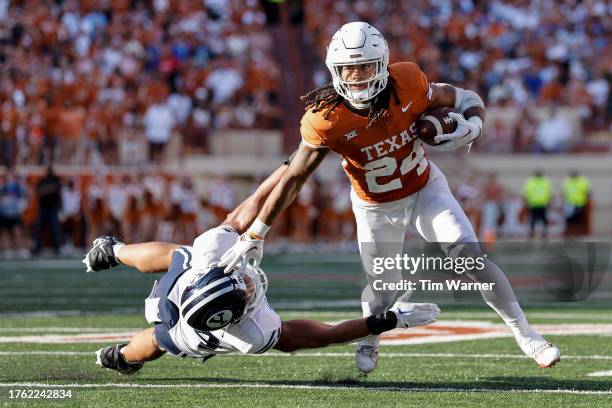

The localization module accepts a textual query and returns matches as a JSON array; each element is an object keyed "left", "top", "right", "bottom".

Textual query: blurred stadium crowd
[
  {"left": 0, "top": 166, "right": 358, "bottom": 257},
  {"left": 0, "top": 164, "right": 590, "bottom": 258},
  {"left": 0, "top": 0, "right": 609, "bottom": 167},
  {"left": 306, "top": 0, "right": 610, "bottom": 152},
  {"left": 0, "top": 0, "right": 281, "bottom": 167},
  {"left": 0, "top": 0, "right": 609, "bottom": 255}
]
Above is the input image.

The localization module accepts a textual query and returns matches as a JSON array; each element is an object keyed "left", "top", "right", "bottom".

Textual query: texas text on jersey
[{"left": 301, "top": 62, "right": 433, "bottom": 204}]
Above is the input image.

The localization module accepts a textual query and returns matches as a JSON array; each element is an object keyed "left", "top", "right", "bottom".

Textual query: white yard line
[
  {"left": 3, "top": 309, "right": 612, "bottom": 319},
  {"left": 0, "top": 327, "right": 141, "bottom": 333},
  {"left": 1, "top": 351, "right": 612, "bottom": 361},
  {"left": 278, "top": 311, "right": 612, "bottom": 320},
  {"left": 0, "top": 351, "right": 93, "bottom": 356},
  {"left": 442, "top": 313, "right": 612, "bottom": 321},
  {"left": 587, "top": 371, "right": 612, "bottom": 377},
  {"left": 4, "top": 321, "right": 612, "bottom": 345},
  {"left": 0, "top": 382, "right": 610, "bottom": 395}
]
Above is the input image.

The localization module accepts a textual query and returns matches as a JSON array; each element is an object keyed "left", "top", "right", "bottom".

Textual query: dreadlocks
[{"left": 300, "top": 77, "right": 400, "bottom": 128}]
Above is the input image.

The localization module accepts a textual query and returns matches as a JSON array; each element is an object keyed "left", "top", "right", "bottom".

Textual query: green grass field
[{"left": 1, "top": 256, "right": 612, "bottom": 407}]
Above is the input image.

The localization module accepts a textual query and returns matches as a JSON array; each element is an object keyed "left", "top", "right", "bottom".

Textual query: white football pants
[{"left": 351, "top": 162, "right": 525, "bottom": 329}]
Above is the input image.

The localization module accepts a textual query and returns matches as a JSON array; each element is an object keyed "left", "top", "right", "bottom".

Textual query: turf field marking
[
  {"left": 0, "top": 309, "right": 142, "bottom": 317},
  {"left": 0, "top": 260, "right": 84, "bottom": 269},
  {"left": 4, "top": 307, "right": 612, "bottom": 319},
  {"left": 441, "top": 312, "right": 612, "bottom": 321},
  {"left": 381, "top": 322, "right": 612, "bottom": 345},
  {"left": 0, "top": 351, "right": 92, "bottom": 356},
  {"left": 587, "top": 370, "right": 612, "bottom": 377},
  {"left": 0, "top": 327, "right": 141, "bottom": 333},
  {"left": 2, "top": 351, "right": 612, "bottom": 361},
  {"left": 3, "top": 321, "right": 612, "bottom": 344},
  {"left": 0, "top": 332, "right": 138, "bottom": 343},
  {"left": 0, "top": 382, "right": 611, "bottom": 394},
  {"left": 4, "top": 310, "right": 612, "bottom": 321}
]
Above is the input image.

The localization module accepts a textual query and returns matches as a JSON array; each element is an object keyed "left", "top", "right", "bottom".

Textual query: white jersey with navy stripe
[{"left": 152, "top": 226, "right": 281, "bottom": 357}]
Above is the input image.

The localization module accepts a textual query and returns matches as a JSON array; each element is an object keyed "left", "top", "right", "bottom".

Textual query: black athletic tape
[{"left": 366, "top": 311, "right": 398, "bottom": 335}]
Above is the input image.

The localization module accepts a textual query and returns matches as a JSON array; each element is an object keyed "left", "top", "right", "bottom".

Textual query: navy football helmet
[{"left": 180, "top": 264, "right": 267, "bottom": 331}]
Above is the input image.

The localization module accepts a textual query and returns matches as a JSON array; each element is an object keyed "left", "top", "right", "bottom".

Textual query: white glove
[
  {"left": 392, "top": 302, "right": 441, "bottom": 328},
  {"left": 219, "top": 233, "right": 264, "bottom": 274},
  {"left": 431, "top": 113, "right": 482, "bottom": 152}
]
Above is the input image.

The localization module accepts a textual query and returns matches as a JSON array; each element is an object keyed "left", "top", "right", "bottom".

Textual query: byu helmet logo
[{"left": 206, "top": 310, "right": 233, "bottom": 329}]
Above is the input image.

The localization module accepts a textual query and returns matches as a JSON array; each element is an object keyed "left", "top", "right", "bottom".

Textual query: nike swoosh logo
[{"left": 401, "top": 101, "right": 413, "bottom": 112}]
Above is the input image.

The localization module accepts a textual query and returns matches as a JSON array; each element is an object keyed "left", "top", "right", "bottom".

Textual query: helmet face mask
[
  {"left": 238, "top": 262, "right": 268, "bottom": 315},
  {"left": 325, "top": 22, "right": 389, "bottom": 103}
]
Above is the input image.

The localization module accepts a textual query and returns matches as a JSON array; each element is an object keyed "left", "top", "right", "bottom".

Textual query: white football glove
[
  {"left": 392, "top": 302, "right": 441, "bottom": 328},
  {"left": 431, "top": 113, "right": 482, "bottom": 152},
  {"left": 219, "top": 233, "right": 264, "bottom": 274}
]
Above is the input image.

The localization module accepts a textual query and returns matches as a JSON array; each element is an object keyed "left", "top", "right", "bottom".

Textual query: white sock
[
  {"left": 495, "top": 310, "right": 534, "bottom": 338},
  {"left": 120, "top": 346, "right": 132, "bottom": 363},
  {"left": 468, "top": 259, "right": 534, "bottom": 337}
]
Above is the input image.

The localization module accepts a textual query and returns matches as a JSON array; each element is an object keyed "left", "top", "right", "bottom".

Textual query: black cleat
[
  {"left": 83, "top": 236, "right": 125, "bottom": 272},
  {"left": 96, "top": 344, "right": 144, "bottom": 375}
]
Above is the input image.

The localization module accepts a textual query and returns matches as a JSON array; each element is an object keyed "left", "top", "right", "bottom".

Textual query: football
[{"left": 416, "top": 107, "right": 461, "bottom": 146}]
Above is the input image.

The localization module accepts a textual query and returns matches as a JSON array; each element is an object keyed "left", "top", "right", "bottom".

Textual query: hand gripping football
[{"left": 416, "top": 107, "right": 461, "bottom": 146}]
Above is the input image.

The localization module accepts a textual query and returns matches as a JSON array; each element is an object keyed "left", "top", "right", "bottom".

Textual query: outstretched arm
[
  {"left": 86, "top": 161, "right": 294, "bottom": 274},
  {"left": 219, "top": 143, "right": 328, "bottom": 271},
  {"left": 274, "top": 318, "right": 373, "bottom": 353},
  {"left": 222, "top": 162, "right": 290, "bottom": 234},
  {"left": 225, "top": 143, "right": 328, "bottom": 233},
  {"left": 274, "top": 303, "right": 440, "bottom": 353},
  {"left": 257, "top": 143, "right": 328, "bottom": 227}
]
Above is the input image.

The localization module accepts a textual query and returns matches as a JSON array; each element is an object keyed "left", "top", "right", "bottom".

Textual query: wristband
[
  {"left": 366, "top": 311, "right": 398, "bottom": 335},
  {"left": 248, "top": 218, "right": 270, "bottom": 239},
  {"left": 467, "top": 116, "right": 483, "bottom": 129},
  {"left": 112, "top": 243, "right": 126, "bottom": 264}
]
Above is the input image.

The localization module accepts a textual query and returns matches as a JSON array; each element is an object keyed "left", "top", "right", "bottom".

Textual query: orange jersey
[{"left": 301, "top": 62, "right": 432, "bottom": 203}]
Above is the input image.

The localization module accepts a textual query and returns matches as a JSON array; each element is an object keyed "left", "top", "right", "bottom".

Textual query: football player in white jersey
[{"left": 84, "top": 165, "right": 440, "bottom": 374}]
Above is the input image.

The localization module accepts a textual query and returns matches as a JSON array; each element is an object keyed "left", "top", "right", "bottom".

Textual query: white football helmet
[{"left": 325, "top": 22, "right": 390, "bottom": 103}]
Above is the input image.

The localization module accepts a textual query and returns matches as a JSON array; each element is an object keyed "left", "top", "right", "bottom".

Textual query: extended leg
[
  {"left": 116, "top": 242, "right": 179, "bottom": 273},
  {"left": 351, "top": 193, "right": 409, "bottom": 373},
  {"left": 96, "top": 328, "right": 165, "bottom": 375},
  {"left": 122, "top": 328, "right": 166, "bottom": 362},
  {"left": 83, "top": 235, "right": 179, "bottom": 273},
  {"left": 411, "top": 163, "right": 560, "bottom": 367}
]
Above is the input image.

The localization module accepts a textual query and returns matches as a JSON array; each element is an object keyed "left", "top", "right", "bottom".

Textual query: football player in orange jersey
[{"left": 220, "top": 22, "right": 560, "bottom": 373}]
